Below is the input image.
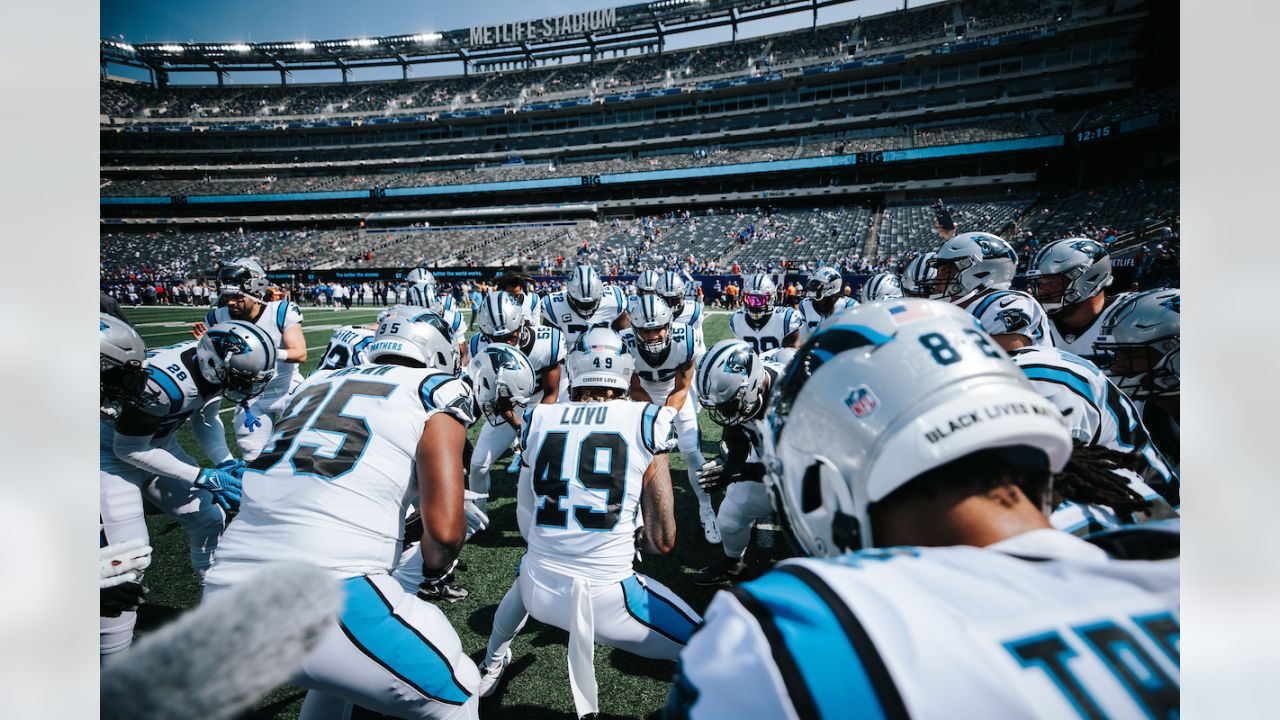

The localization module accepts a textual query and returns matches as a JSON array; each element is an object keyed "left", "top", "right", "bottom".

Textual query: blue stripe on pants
[
  {"left": 339, "top": 576, "right": 471, "bottom": 705},
  {"left": 620, "top": 576, "right": 699, "bottom": 645}
]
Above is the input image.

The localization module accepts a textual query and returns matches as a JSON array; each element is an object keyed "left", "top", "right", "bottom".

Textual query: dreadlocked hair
[{"left": 1053, "top": 440, "right": 1150, "bottom": 514}]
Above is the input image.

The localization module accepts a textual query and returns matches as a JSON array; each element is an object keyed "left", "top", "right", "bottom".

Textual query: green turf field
[{"left": 122, "top": 303, "right": 787, "bottom": 719}]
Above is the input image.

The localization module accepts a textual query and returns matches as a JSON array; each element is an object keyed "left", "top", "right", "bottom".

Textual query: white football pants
[{"left": 717, "top": 481, "right": 775, "bottom": 560}]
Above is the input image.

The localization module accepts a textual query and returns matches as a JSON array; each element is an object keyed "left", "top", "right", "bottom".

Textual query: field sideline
[{"left": 121, "top": 303, "right": 785, "bottom": 719}]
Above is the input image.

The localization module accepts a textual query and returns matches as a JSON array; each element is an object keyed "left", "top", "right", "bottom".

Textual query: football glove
[
  {"left": 101, "top": 581, "right": 148, "bottom": 618},
  {"left": 195, "top": 467, "right": 243, "bottom": 512},
  {"left": 216, "top": 459, "right": 247, "bottom": 479},
  {"left": 463, "top": 490, "right": 490, "bottom": 540},
  {"left": 417, "top": 557, "right": 469, "bottom": 603},
  {"left": 100, "top": 538, "right": 153, "bottom": 589},
  {"left": 697, "top": 458, "right": 765, "bottom": 494}
]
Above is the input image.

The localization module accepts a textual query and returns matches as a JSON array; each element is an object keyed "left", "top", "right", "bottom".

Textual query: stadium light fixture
[
  {"left": 294, "top": 42, "right": 316, "bottom": 51},
  {"left": 158, "top": 44, "right": 184, "bottom": 53},
  {"left": 411, "top": 33, "right": 442, "bottom": 44},
  {"left": 230, "top": 44, "right": 251, "bottom": 52},
  {"left": 353, "top": 38, "right": 377, "bottom": 47}
]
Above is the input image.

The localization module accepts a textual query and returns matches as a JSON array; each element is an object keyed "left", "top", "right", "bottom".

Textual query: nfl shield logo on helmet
[{"left": 845, "top": 385, "right": 879, "bottom": 418}]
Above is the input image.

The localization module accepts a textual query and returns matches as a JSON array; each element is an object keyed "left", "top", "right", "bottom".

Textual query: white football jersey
[
  {"left": 729, "top": 306, "right": 804, "bottom": 354},
  {"left": 671, "top": 528, "right": 1179, "bottom": 720},
  {"left": 798, "top": 296, "right": 858, "bottom": 341},
  {"left": 106, "top": 339, "right": 218, "bottom": 446},
  {"left": 540, "top": 285, "right": 627, "bottom": 346},
  {"left": 672, "top": 300, "right": 707, "bottom": 357},
  {"left": 965, "top": 289, "right": 1053, "bottom": 347},
  {"left": 206, "top": 363, "right": 476, "bottom": 586},
  {"left": 518, "top": 291, "right": 540, "bottom": 324},
  {"left": 619, "top": 322, "right": 695, "bottom": 402},
  {"left": 516, "top": 400, "right": 673, "bottom": 583},
  {"left": 317, "top": 325, "right": 375, "bottom": 370},
  {"left": 1050, "top": 468, "right": 1168, "bottom": 536},
  {"left": 206, "top": 300, "right": 303, "bottom": 391},
  {"left": 468, "top": 324, "right": 567, "bottom": 404},
  {"left": 1049, "top": 292, "right": 1135, "bottom": 365}
]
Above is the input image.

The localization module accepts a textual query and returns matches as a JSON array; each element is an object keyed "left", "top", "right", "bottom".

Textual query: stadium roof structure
[{"left": 101, "top": 0, "right": 879, "bottom": 82}]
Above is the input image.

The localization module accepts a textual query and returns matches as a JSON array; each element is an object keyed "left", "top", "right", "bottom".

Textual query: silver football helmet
[
  {"left": 929, "top": 232, "right": 1017, "bottom": 304},
  {"left": 196, "top": 320, "right": 278, "bottom": 403},
  {"left": 1026, "top": 238, "right": 1113, "bottom": 314},
  {"left": 764, "top": 299, "right": 1071, "bottom": 557},
  {"left": 566, "top": 265, "right": 605, "bottom": 319},
  {"left": 805, "top": 267, "right": 844, "bottom": 302},
  {"left": 697, "top": 339, "right": 766, "bottom": 427},
  {"left": 629, "top": 295, "right": 675, "bottom": 366},
  {"left": 1094, "top": 288, "right": 1180, "bottom": 399},
  {"left": 901, "top": 252, "right": 938, "bottom": 298},
  {"left": 859, "top": 272, "right": 905, "bottom": 303},
  {"left": 742, "top": 274, "right": 776, "bottom": 322},
  {"left": 635, "top": 269, "right": 662, "bottom": 297},
  {"left": 216, "top": 257, "right": 269, "bottom": 302},
  {"left": 367, "top": 305, "right": 459, "bottom": 373},
  {"left": 405, "top": 267, "right": 436, "bottom": 285},
  {"left": 100, "top": 313, "right": 149, "bottom": 420},
  {"left": 476, "top": 291, "right": 525, "bottom": 341},
  {"left": 568, "top": 327, "right": 633, "bottom": 393},
  {"left": 407, "top": 279, "right": 442, "bottom": 311},
  {"left": 655, "top": 270, "right": 688, "bottom": 317},
  {"left": 470, "top": 345, "right": 538, "bottom": 426}
]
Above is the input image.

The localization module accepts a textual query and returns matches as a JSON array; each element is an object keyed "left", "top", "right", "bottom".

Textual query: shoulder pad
[{"left": 419, "top": 372, "right": 477, "bottom": 426}]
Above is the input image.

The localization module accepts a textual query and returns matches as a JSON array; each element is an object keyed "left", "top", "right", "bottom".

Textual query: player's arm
[
  {"left": 629, "top": 370, "right": 652, "bottom": 404},
  {"left": 190, "top": 399, "right": 234, "bottom": 467},
  {"left": 280, "top": 323, "right": 307, "bottom": 364},
  {"left": 613, "top": 310, "right": 632, "bottom": 331},
  {"left": 782, "top": 328, "right": 802, "bottom": 348},
  {"left": 112, "top": 408, "right": 203, "bottom": 482},
  {"left": 991, "top": 333, "right": 1033, "bottom": 351},
  {"left": 539, "top": 365, "right": 561, "bottom": 404},
  {"left": 666, "top": 359, "right": 694, "bottom": 410},
  {"left": 639, "top": 452, "right": 676, "bottom": 555},
  {"left": 416, "top": 412, "right": 467, "bottom": 574}
]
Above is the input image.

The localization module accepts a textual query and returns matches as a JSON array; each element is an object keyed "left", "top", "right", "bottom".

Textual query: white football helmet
[
  {"left": 566, "top": 265, "right": 605, "bottom": 319},
  {"left": 1094, "top": 288, "right": 1179, "bottom": 399},
  {"left": 405, "top": 267, "right": 436, "bottom": 285},
  {"left": 476, "top": 291, "right": 525, "bottom": 341},
  {"left": 655, "top": 270, "right": 688, "bottom": 317},
  {"left": 901, "top": 252, "right": 937, "bottom": 298},
  {"left": 635, "top": 269, "right": 662, "bottom": 297},
  {"left": 470, "top": 345, "right": 537, "bottom": 426},
  {"left": 859, "top": 272, "right": 904, "bottom": 303},
  {"left": 100, "top": 313, "right": 148, "bottom": 420},
  {"left": 568, "top": 327, "right": 633, "bottom": 393},
  {"left": 629, "top": 294, "right": 675, "bottom": 366},
  {"left": 216, "top": 257, "right": 269, "bottom": 302},
  {"left": 805, "top": 267, "right": 843, "bottom": 302},
  {"left": 763, "top": 299, "right": 1071, "bottom": 556},
  {"left": 1026, "top": 238, "right": 1113, "bottom": 313},
  {"left": 929, "top": 232, "right": 1017, "bottom": 304},
  {"left": 196, "top": 320, "right": 278, "bottom": 402},
  {"left": 367, "top": 305, "right": 459, "bottom": 373},
  {"left": 697, "top": 339, "right": 766, "bottom": 426},
  {"left": 407, "top": 279, "right": 442, "bottom": 311},
  {"left": 742, "top": 274, "right": 776, "bottom": 323}
]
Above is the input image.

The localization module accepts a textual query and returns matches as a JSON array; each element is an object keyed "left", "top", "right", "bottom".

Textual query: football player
[
  {"left": 473, "top": 330, "right": 701, "bottom": 718},
  {"left": 655, "top": 270, "right": 707, "bottom": 358},
  {"left": 496, "top": 271, "right": 541, "bottom": 325},
  {"left": 690, "top": 340, "right": 787, "bottom": 585},
  {"left": 731, "top": 274, "right": 804, "bottom": 352},
  {"left": 204, "top": 306, "right": 480, "bottom": 720},
  {"left": 929, "top": 232, "right": 1053, "bottom": 351},
  {"left": 102, "top": 321, "right": 276, "bottom": 657},
  {"left": 1026, "top": 238, "right": 1131, "bottom": 362},
  {"left": 1010, "top": 345, "right": 1180, "bottom": 530},
  {"left": 668, "top": 299, "right": 1178, "bottom": 719},
  {"left": 192, "top": 257, "right": 307, "bottom": 460},
  {"left": 405, "top": 269, "right": 470, "bottom": 367},
  {"left": 622, "top": 296, "right": 720, "bottom": 544},
  {"left": 900, "top": 251, "right": 937, "bottom": 298},
  {"left": 796, "top": 267, "right": 856, "bottom": 343},
  {"left": 317, "top": 324, "right": 376, "bottom": 370},
  {"left": 465, "top": 291, "right": 566, "bottom": 515},
  {"left": 858, "top": 272, "right": 905, "bottom": 303},
  {"left": 542, "top": 265, "right": 631, "bottom": 399},
  {"left": 633, "top": 269, "right": 662, "bottom": 299},
  {"left": 1095, "top": 288, "right": 1180, "bottom": 472}
]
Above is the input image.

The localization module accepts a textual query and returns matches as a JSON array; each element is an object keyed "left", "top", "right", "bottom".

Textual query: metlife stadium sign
[{"left": 469, "top": 8, "right": 618, "bottom": 47}]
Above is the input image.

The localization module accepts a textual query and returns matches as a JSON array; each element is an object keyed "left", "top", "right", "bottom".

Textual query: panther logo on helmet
[
  {"left": 1069, "top": 239, "right": 1106, "bottom": 261},
  {"left": 1161, "top": 295, "right": 1180, "bottom": 313},
  {"left": 205, "top": 329, "right": 253, "bottom": 356}
]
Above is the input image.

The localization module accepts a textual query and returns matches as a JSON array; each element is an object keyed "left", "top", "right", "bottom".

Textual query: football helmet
[
  {"left": 928, "top": 232, "right": 1017, "bottom": 304},
  {"left": 742, "top": 274, "right": 776, "bottom": 323},
  {"left": 470, "top": 345, "right": 537, "bottom": 426},
  {"left": 1026, "top": 238, "right": 1113, "bottom": 313},
  {"left": 196, "top": 321, "right": 279, "bottom": 403},
  {"left": 805, "top": 267, "right": 843, "bottom": 302},
  {"left": 407, "top": 279, "right": 442, "bottom": 311},
  {"left": 697, "top": 340, "right": 766, "bottom": 426},
  {"left": 568, "top": 327, "right": 633, "bottom": 393},
  {"left": 216, "top": 258, "right": 269, "bottom": 302},
  {"left": 901, "top": 252, "right": 937, "bottom": 298},
  {"left": 655, "top": 270, "right": 688, "bottom": 317},
  {"left": 764, "top": 299, "right": 1071, "bottom": 556},
  {"left": 405, "top": 267, "right": 436, "bottom": 285},
  {"left": 566, "top": 265, "right": 604, "bottom": 319},
  {"left": 859, "top": 272, "right": 905, "bottom": 303},
  {"left": 476, "top": 291, "right": 525, "bottom": 341},
  {"left": 630, "top": 295, "right": 675, "bottom": 366},
  {"left": 1094, "top": 288, "right": 1180, "bottom": 399},
  {"left": 367, "top": 305, "right": 459, "bottom": 373},
  {"left": 100, "top": 313, "right": 149, "bottom": 420},
  {"left": 635, "top": 269, "right": 662, "bottom": 297}
]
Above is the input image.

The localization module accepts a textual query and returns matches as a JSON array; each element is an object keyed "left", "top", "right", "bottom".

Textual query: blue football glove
[
  {"left": 240, "top": 401, "right": 262, "bottom": 431},
  {"left": 195, "top": 468, "right": 243, "bottom": 512},
  {"left": 216, "top": 459, "right": 247, "bottom": 479}
]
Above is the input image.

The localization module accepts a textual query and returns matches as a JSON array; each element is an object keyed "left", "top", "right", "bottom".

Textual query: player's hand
[
  {"left": 696, "top": 460, "right": 728, "bottom": 494},
  {"left": 101, "top": 581, "right": 148, "bottom": 617},
  {"left": 195, "top": 467, "right": 244, "bottom": 512},
  {"left": 463, "top": 491, "right": 490, "bottom": 540},
  {"left": 216, "top": 459, "right": 247, "bottom": 479},
  {"left": 191, "top": 321, "right": 208, "bottom": 339},
  {"left": 417, "top": 557, "right": 469, "bottom": 603},
  {"left": 100, "top": 538, "right": 153, "bottom": 589}
]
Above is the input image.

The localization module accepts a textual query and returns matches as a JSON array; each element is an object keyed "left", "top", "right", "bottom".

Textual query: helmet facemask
[
  {"left": 636, "top": 323, "right": 673, "bottom": 367},
  {"left": 567, "top": 293, "right": 601, "bottom": 319},
  {"left": 659, "top": 291, "right": 684, "bottom": 318},
  {"left": 100, "top": 359, "right": 149, "bottom": 420},
  {"left": 743, "top": 292, "right": 773, "bottom": 322}
]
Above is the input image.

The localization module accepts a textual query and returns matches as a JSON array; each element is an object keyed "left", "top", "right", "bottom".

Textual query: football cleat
[{"left": 477, "top": 649, "right": 512, "bottom": 698}]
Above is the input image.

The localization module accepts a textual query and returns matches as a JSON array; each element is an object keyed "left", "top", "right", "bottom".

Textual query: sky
[{"left": 102, "top": 0, "right": 942, "bottom": 83}]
